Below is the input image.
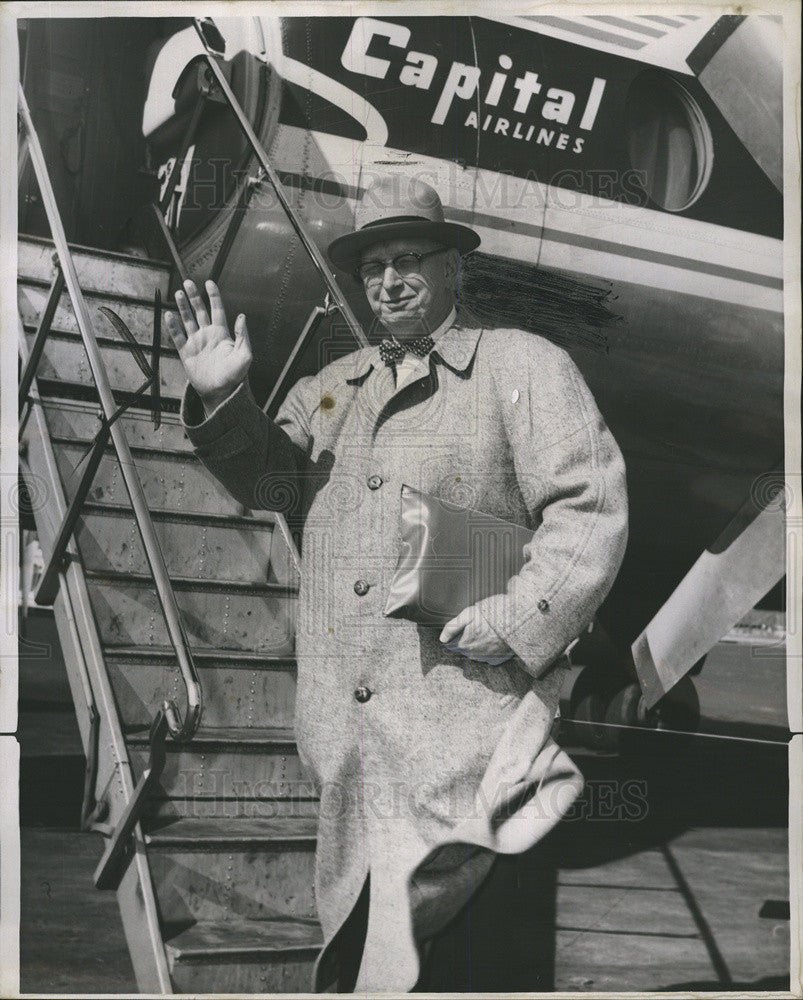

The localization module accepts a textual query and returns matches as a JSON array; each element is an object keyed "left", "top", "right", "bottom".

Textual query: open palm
[{"left": 165, "top": 279, "right": 252, "bottom": 408}]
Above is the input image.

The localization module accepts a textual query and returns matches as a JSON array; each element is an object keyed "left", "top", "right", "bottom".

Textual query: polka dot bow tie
[{"left": 378, "top": 335, "right": 435, "bottom": 366}]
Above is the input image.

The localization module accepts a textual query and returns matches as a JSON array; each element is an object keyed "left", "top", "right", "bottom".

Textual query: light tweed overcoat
[{"left": 180, "top": 312, "right": 629, "bottom": 992}]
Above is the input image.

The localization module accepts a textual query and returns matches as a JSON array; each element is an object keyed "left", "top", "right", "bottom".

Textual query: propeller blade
[{"left": 632, "top": 469, "right": 787, "bottom": 710}]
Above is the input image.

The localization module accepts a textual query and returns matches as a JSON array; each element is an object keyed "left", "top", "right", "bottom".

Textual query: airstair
[
  {"left": 17, "top": 212, "right": 334, "bottom": 997},
  {"left": 18, "top": 231, "right": 324, "bottom": 992}
]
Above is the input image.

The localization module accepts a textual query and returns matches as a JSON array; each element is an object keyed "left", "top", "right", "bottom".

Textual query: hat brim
[{"left": 327, "top": 219, "right": 480, "bottom": 273}]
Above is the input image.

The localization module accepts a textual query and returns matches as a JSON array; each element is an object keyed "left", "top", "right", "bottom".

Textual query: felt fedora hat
[{"left": 327, "top": 174, "right": 480, "bottom": 273}]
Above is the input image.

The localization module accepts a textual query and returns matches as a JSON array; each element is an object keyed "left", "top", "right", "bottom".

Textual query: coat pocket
[{"left": 461, "top": 656, "right": 530, "bottom": 707}]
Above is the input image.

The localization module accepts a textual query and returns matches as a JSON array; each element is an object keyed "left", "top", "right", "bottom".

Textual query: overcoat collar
[{"left": 344, "top": 306, "right": 484, "bottom": 386}]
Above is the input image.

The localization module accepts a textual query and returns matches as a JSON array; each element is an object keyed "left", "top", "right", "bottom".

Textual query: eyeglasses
[{"left": 355, "top": 248, "right": 446, "bottom": 285}]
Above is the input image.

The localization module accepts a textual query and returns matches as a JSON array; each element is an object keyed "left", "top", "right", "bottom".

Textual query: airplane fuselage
[{"left": 143, "top": 13, "right": 784, "bottom": 660}]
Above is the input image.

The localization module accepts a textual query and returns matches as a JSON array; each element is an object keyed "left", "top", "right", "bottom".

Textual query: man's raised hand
[{"left": 165, "top": 279, "right": 252, "bottom": 414}]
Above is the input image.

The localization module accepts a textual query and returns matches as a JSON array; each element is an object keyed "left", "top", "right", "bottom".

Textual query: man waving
[{"left": 167, "top": 174, "right": 628, "bottom": 992}]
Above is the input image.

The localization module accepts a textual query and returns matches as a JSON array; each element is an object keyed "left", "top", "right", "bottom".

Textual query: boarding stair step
[
  {"left": 76, "top": 505, "right": 279, "bottom": 583},
  {"left": 106, "top": 646, "right": 297, "bottom": 731},
  {"left": 142, "top": 797, "right": 320, "bottom": 823},
  {"left": 19, "top": 283, "right": 173, "bottom": 344},
  {"left": 127, "top": 725, "right": 299, "bottom": 747},
  {"left": 105, "top": 644, "right": 296, "bottom": 666},
  {"left": 125, "top": 726, "right": 315, "bottom": 811},
  {"left": 27, "top": 378, "right": 179, "bottom": 416},
  {"left": 20, "top": 322, "right": 187, "bottom": 401},
  {"left": 165, "top": 915, "right": 323, "bottom": 956},
  {"left": 144, "top": 815, "right": 317, "bottom": 846},
  {"left": 79, "top": 501, "right": 280, "bottom": 529},
  {"left": 144, "top": 817, "right": 318, "bottom": 925},
  {"left": 84, "top": 569, "right": 295, "bottom": 594},
  {"left": 84, "top": 572, "right": 296, "bottom": 653},
  {"left": 52, "top": 438, "right": 268, "bottom": 520},
  {"left": 36, "top": 397, "right": 196, "bottom": 452},
  {"left": 18, "top": 233, "right": 170, "bottom": 299},
  {"left": 164, "top": 918, "right": 323, "bottom": 992}
]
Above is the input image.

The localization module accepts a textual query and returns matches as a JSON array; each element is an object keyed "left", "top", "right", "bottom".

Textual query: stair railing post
[
  {"left": 264, "top": 297, "right": 332, "bottom": 421},
  {"left": 149, "top": 201, "right": 190, "bottom": 287},
  {"left": 94, "top": 710, "right": 170, "bottom": 890},
  {"left": 208, "top": 168, "right": 265, "bottom": 285},
  {"left": 18, "top": 260, "right": 65, "bottom": 419},
  {"left": 34, "top": 420, "right": 111, "bottom": 607}
]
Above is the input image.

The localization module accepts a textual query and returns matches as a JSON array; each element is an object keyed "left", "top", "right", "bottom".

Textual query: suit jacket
[{"left": 180, "top": 311, "right": 629, "bottom": 992}]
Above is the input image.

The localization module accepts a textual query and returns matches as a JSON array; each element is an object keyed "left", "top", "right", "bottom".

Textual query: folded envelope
[{"left": 383, "top": 484, "right": 534, "bottom": 626}]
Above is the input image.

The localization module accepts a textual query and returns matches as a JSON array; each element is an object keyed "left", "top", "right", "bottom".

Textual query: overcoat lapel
[{"left": 346, "top": 312, "right": 484, "bottom": 438}]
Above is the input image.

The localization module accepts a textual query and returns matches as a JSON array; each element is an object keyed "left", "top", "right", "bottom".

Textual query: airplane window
[{"left": 625, "top": 71, "right": 713, "bottom": 212}]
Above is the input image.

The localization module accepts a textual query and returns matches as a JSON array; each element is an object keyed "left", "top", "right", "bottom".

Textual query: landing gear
[{"left": 561, "top": 666, "right": 700, "bottom": 753}]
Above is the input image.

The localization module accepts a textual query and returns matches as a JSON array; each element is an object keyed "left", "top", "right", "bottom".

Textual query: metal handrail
[
  {"left": 264, "top": 295, "right": 335, "bottom": 419},
  {"left": 192, "top": 18, "right": 370, "bottom": 350},
  {"left": 18, "top": 83, "right": 202, "bottom": 743}
]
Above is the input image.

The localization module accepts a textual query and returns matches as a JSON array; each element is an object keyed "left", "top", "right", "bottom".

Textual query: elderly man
[{"left": 167, "top": 174, "right": 628, "bottom": 993}]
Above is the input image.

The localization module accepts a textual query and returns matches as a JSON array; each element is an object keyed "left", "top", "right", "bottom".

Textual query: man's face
[{"left": 358, "top": 237, "right": 458, "bottom": 338}]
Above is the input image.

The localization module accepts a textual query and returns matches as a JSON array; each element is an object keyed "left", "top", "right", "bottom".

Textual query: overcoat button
[
  {"left": 367, "top": 475, "right": 383, "bottom": 490},
  {"left": 355, "top": 686, "right": 372, "bottom": 703},
  {"left": 537, "top": 598, "right": 550, "bottom": 612},
  {"left": 354, "top": 579, "right": 370, "bottom": 596}
]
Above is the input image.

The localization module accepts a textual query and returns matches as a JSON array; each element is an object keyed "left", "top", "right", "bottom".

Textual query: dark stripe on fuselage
[
  {"left": 278, "top": 168, "right": 782, "bottom": 294},
  {"left": 276, "top": 169, "right": 360, "bottom": 201},
  {"left": 450, "top": 207, "right": 783, "bottom": 292}
]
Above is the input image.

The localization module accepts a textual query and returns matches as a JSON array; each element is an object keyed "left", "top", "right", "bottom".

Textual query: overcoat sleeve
[
  {"left": 179, "top": 375, "right": 314, "bottom": 510},
  {"left": 475, "top": 337, "right": 629, "bottom": 678}
]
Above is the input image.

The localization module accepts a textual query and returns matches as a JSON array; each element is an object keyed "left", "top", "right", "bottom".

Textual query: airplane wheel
[
  {"left": 605, "top": 682, "right": 650, "bottom": 730},
  {"left": 654, "top": 675, "right": 700, "bottom": 734},
  {"left": 568, "top": 668, "right": 621, "bottom": 752},
  {"left": 572, "top": 689, "right": 616, "bottom": 750},
  {"left": 602, "top": 682, "right": 658, "bottom": 755}
]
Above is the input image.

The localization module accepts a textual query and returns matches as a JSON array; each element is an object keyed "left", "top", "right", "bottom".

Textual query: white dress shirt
[{"left": 393, "top": 305, "right": 457, "bottom": 390}]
